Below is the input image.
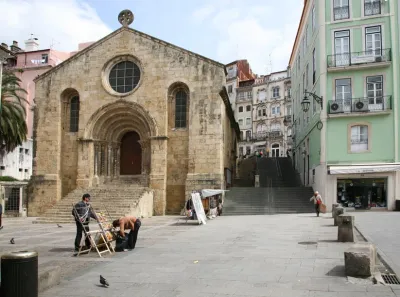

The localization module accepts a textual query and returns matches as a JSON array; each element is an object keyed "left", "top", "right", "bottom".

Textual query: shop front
[
  {"left": 328, "top": 163, "right": 400, "bottom": 211},
  {"left": 336, "top": 178, "right": 387, "bottom": 209}
]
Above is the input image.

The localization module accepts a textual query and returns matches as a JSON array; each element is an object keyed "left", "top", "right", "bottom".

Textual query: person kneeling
[{"left": 112, "top": 216, "right": 141, "bottom": 251}]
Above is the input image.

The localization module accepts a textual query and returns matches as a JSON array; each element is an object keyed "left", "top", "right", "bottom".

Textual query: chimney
[
  {"left": 25, "top": 38, "right": 39, "bottom": 52},
  {"left": 10, "top": 40, "right": 22, "bottom": 53},
  {"left": 1, "top": 43, "right": 8, "bottom": 49}
]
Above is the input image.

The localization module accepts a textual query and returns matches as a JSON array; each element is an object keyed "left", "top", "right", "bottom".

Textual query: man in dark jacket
[{"left": 72, "top": 193, "right": 97, "bottom": 252}]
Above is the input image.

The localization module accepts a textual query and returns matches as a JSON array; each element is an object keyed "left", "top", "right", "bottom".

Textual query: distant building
[{"left": 0, "top": 38, "right": 75, "bottom": 180}]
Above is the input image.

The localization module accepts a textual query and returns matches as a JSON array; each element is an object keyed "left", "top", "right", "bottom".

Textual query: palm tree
[{"left": 0, "top": 70, "right": 28, "bottom": 154}]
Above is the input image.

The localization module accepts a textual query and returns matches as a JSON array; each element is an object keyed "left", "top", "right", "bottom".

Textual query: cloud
[
  {"left": 191, "top": 1, "right": 303, "bottom": 74},
  {"left": 0, "top": 0, "right": 111, "bottom": 52},
  {"left": 192, "top": 5, "right": 216, "bottom": 23}
]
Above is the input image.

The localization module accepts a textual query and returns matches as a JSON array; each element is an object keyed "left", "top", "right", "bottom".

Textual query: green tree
[{"left": 0, "top": 70, "right": 28, "bottom": 154}]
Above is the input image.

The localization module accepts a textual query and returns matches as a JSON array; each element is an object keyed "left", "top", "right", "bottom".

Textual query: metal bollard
[{"left": 1, "top": 251, "right": 38, "bottom": 297}]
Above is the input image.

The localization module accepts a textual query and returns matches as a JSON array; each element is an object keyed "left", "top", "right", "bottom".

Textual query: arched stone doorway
[
  {"left": 82, "top": 101, "right": 158, "bottom": 184},
  {"left": 120, "top": 131, "right": 142, "bottom": 175}
]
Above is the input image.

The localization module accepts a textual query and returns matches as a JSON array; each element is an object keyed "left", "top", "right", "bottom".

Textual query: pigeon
[
  {"left": 100, "top": 275, "right": 109, "bottom": 287},
  {"left": 57, "top": 224, "right": 62, "bottom": 228},
  {"left": 10, "top": 238, "right": 15, "bottom": 244}
]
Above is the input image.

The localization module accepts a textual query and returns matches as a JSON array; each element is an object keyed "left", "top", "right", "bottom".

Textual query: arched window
[
  {"left": 70, "top": 96, "right": 79, "bottom": 132},
  {"left": 175, "top": 90, "right": 187, "bottom": 128}
]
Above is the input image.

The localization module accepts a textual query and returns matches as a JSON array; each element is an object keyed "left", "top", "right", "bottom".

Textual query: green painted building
[{"left": 289, "top": 0, "right": 400, "bottom": 211}]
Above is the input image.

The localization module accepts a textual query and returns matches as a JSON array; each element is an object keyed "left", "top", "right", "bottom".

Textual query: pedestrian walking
[
  {"left": 72, "top": 193, "right": 97, "bottom": 252},
  {"left": 310, "top": 191, "right": 323, "bottom": 217}
]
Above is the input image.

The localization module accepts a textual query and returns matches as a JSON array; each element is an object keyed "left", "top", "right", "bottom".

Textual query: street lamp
[{"left": 301, "top": 90, "right": 323, "bottom": 113}]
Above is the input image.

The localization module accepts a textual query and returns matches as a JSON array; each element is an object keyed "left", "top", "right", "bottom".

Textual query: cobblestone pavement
[
  {"left": 30, "top": 213, "right": 400, "bottom": 297},
  {"left": 0, "top": 216, "right": 181, "bottom": 281},
  {"left": 352, "top": 212, "right": 400, "bottom": 278}
]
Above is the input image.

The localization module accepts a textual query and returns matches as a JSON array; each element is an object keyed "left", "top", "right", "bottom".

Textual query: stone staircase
[
  {"left": 224, "top": 157, "right": 314, "bottom": 215},
  {"left": 33, "top": 179, "right": 153, "bottom": 224}
]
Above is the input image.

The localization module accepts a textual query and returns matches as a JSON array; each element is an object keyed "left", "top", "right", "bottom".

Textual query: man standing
[
  {"left": 112, "top": 216, "right": 141, "bottom": 250},
  {"left": 72, "top": 193, "right": 97, "bottom": 252},
  {"left": 310, "top": 191, "right": 323, "bottom": 217}
]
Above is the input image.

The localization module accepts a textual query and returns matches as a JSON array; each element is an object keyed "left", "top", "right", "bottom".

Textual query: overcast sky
[{"left": 0, "top": 0, "right": 303, "bottom": 74}]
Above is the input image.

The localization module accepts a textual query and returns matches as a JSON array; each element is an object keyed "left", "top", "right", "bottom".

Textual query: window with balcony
[
  {"left": 259, "top": 90, "right": 266, "bottom": 102},
  {"left": 239, "top": 106, "right": 243, "bottom": 113},
  {"left": 257, "top": 124, "right": 267, "bottom": 133},
  {"left": 272, "top": 106, "right": 280, "bottom": 115},
  {"left": 239, "top": 92, "right": 245, "bottom": 100},
  {"left": 335, "top": 78, "right": 352, "bottom": 101},
  {"left": 333, "top": 0, "right": 349, "bottom": 21},
  {"left": 365, "top": 26, "right": 381, "bottom": 56},
  {"left": 272, "top": 87, "right": 280, "bottom": 98},
  {"left": 247, "top": 91, "right": 252, "bottom": 99},
  {"left": 350, "top": 125, "right": 369, "bottom": 152},
  {"left": 246, "top": 130, "right": 251, "bottom": 141},
  {"left": 245, "top": 118, "right": 251, "bottom": 126},
  {"left": 334, "top": 30, "right": 350, "bottom": 67},
  {"left": 364, "top": 0, "right": 381, "bottom": 16},
  {"left": 366, "top": 75, "right": 383, "bottom": 110},
  {"left": 246, "top": 105, "right": 251, "bottom": 112},
  {"left": 286, "top": 106, "right": 292, "bottom": 115},
  {"left": 246, "top": 146, "right": 251, "bottom": 155},
  {"left": 271, "top": 123, "right": 281, "bottom": 132}
]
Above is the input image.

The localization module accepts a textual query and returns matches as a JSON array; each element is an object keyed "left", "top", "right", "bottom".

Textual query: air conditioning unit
[
  {"left": 330, "top": 101, "right": 343, "bottom": 113},
  {"left": 353, "top": 100, "right": 369, "bottom": 112}
]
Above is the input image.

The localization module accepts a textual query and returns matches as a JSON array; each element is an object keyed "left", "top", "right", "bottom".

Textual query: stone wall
[{"left": 29, "top": 26, "right": 235, "bottom": 216}]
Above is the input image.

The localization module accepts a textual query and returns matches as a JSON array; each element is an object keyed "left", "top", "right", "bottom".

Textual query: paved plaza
[{"left": 1, "top": 213, "right": 400, "bottom": 297}]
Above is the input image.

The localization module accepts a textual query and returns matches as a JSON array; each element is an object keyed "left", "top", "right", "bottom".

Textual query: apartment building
[{"left": 289, "top": 0, "right": 399, "bottom": 211}]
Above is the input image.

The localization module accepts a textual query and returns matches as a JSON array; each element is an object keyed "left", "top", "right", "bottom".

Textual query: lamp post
[{"left": 301, "top": 90, "right": 323, "bottom": 113}]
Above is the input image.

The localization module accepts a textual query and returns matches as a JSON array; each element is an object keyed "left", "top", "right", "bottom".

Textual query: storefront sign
[
  {"left": 191, "top": 193, "right": 207, "bottom": 225},
  {"left": 329, "top": 164, "right": 400, "bottom": 175}
]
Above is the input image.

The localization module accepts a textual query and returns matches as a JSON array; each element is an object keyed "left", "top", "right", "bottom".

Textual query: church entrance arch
[
  {"left": 83, "top": 101, "right": 158, "bottom": 182},
  {"left": 120, "top": 131, "right": 142, "bottom": 175}
]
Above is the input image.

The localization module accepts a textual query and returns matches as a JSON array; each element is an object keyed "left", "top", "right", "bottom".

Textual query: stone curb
[
  {"left": 39, "top": 265, "right": 61, "bottom": 293},
  {"left": 354, "top": 224, "right": 400, "bottom": 279}
]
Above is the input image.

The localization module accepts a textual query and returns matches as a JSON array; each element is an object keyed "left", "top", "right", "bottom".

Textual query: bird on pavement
[
  {"left": 100, "top": 275, "right": 109, "bottom": 287},
  {"left": 57, "top": 224, "right": 62, "bottom": 228},
  {"left": 10, "top": 238, "right": 15, "bottom": 244}
]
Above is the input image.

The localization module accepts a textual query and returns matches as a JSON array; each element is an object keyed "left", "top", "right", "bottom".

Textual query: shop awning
[{"left": 328, "top": 164, "right": 400, "bottom": 175}]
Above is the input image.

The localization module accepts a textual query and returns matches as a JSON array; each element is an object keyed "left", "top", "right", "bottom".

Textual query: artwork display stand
[{"left": 72, "top": 203, "right": 116, "bottom": 257}]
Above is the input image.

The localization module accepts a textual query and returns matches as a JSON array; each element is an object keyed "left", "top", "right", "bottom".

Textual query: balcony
[
  {"left": 334, "top": 6, "right": 349, "bottom": 21},
  {"left": 284, "top": 115, "right": 292, "bottom": 123},
  {"left": 364, "top": 1, "right": 381, "bottom": 16},
  {"left": 285, "top": 95, "right": 291, "bottom": 102},
  {"left": 251, "top": 130, "right": 283, "bottom": 142},
  {"left": 327, "top": 49, "right": 391, "bottom": 71},
  {"left": 328, "top": 96, "right": 392, "bottom": 116}
]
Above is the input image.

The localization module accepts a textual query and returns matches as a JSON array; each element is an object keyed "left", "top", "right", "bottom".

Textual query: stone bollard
[
  {"left": 332, "top": 203, "right": 340, "bottom": 218},
  {"left": 333, "top": 207, "right": 344, "bottom": 226},
  {"left": 337, "top": 214, "right": 355, "bottom": 242},
  {"left": 344, "top": 243, "right": 377, "bottom": 277}
]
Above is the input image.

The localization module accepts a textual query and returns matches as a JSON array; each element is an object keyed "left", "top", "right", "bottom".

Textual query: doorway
[
  {"left": 120, "top": 131, "right": 142, "bottom": 175},
  {"left": 271, "top": 144, "right": 280, "bottom": 157}
]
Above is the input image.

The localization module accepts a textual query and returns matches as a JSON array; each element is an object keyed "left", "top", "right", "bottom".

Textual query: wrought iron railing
[
  {"left": 334, "top": 6, "right": 349, "bottom": 20},
  {"left": 364, "top": 1, "right": 381, "bottom": 16},
  {"left": 251, "top": 130, "right": 283, "bottom": 142},
  {"left": 328, "top": 96, "right": 392, "bottom": 114},
  {"left": 327, "top": 49, "right": 391, "bottom": 68}
]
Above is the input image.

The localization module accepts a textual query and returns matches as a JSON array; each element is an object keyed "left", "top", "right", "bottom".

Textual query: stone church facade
[{"left": 28, "top": 19, "right": 239, "bottom": 216}]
